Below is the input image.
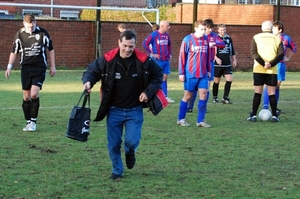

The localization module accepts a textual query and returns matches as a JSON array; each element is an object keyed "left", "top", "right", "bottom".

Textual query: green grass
[{"left": 1, "top": 70, "right": 300, "bottom": 198}]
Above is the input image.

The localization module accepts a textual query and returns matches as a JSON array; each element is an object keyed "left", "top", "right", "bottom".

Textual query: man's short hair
[
  {"left": 273, "top": 21, "right": 284, "bottom": 32},
  {"left": 217, "top": 24, "right": 226, "bottom": 29},
  {"left": 194, "top": 20, "right": 205, "bottom": 28},
  {"left": 261, "top": 20, "right": 273, "bottom": 31},
  {"left": 118, "top": 23, "right": 126, "bottom": 29},
  {"left": 204, "top": 19, "right": 214, "bottom": 28},
  {"left": 119, "top": 29, "right": 137, "bottom": 42},
  {"left": 23, "top": 14, "right": 36, "bottom": 23}
]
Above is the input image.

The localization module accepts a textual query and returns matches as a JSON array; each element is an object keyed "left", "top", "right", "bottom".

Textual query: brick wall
[
  {"left": 0, "top": 4, "right": 299, "bottom": 71},
  {"left": 0, "top": 20, "right": 96, "bottom": 69}
]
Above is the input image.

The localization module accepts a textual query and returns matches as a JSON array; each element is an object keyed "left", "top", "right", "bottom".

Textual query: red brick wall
[
  {"left": 0, "top": 4, "right": 299, "bottom": 71},
  {"left": 175, "top": 4, "right": 276, "bottom": 25},
  {"left": 0, "top": 20, "right": 96, "bottom": 69}
]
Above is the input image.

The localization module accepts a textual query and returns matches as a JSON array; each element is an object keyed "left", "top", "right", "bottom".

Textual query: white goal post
[{"left": 0, "top": 3, "right": 160, "bottom": 24}]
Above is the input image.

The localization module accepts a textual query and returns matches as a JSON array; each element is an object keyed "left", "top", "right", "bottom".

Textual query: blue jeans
[{"left": 106, "top": 105, "right": 144, "bottom": 175}]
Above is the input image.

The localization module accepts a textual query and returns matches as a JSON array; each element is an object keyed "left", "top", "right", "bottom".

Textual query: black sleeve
[
  {"left": 82, "top": 57, "right": 105, "bottom": 88},
  {"left": 269, "top": 42, "right": 285, "bottom": 67},
  {"left": 250, "top": 38, "right": 265, "bottom": 66},
  {"left": 230, "top": 37, "right": 235, "bottom": 56}
]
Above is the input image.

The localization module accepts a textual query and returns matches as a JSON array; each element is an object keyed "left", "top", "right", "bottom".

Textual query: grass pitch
[{"left": 1, "top": 70, "right": 300, "bottom": 198}]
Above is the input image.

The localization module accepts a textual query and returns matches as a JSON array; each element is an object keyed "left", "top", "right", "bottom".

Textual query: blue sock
[
  {"left": 178, "top": 100, "right": 188, "bottom": 120},
  {"left": 263, "top": 86, "right": 269, "bottom": 109},
  {"left": 206, "top": 91, "right": 210, "bottom": 103},
  {"left": 197, "top": 100, "right": 206, "bottom": 123},
  {"left": 275, "top": 88, "right": 279, "bottom": 105},
  {"left": 162, "top": 81, "right": 167, "bottom": 97},
  {"left": 188, "top": 90, "right": 197, "bottom": 109}
]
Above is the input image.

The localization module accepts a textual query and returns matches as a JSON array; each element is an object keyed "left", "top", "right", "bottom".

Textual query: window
[
  {"left": 270, "top": 0, "right": 284, "bottom": 4},
  {"left": 238, "top": 0, "right": 248, "bottom": 4},
  {"left": 291, "top": 0, "right": 299, "bottom": 5},
  {"left": 253, "top": 0, "right": 261, "bottom": 4}
]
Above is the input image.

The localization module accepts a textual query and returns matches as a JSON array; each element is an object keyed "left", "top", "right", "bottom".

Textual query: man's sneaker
[
  {"left": 246, "top": 115, "right": 257, "bottom": 122},
  {"left": 196, "top": 121, "right": 211, "bottom": 128},
  {"left": 270, "top": 116, "right": 280, "bottom": 122},
  {"left": 125, "top": 152, "right": 136, "bottom": 169},
  {"left": 28, "top": 122, "right": 36, "bottom": 131},
  {"left": 166, "top": 97, "right": 175, "bottom": 103},
  {"left": 22, "top": 123, "right": 30, "bottom": 131},
  {"left": 212, "top": 98, "right": 219, "bottom": 103},
  {"left": 187, "top": 108, "right": 193, "bottom": 113},
  {"left": 110, "top": 173, "right": 122, "bottom": 181},
  {"left": 221, "top": 98, "right": 232, "bottom": 104},
  {"left": 276, "top": 108, "right": 281, "bottom": 116},
  {"left": 23, "top": 122, "right": 36, "bottom": 132},
  {"left": 177, "top": 119, "right": 190, "bottom": 126}
]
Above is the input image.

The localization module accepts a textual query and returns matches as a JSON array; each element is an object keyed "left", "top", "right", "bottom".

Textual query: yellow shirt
[{"left": 252, "top": 32, "right": 282, "bottom": 74}]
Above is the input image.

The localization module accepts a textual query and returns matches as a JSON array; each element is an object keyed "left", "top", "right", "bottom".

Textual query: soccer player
[
  {"left": 262, "top": 21, "right": 297, "bottom": 114},
  {"left": 177, "top": 20, "right": 211, "bottom": 127},
  {"left": 143, "top": 20, "right": 174, "bottom": 103},
  {"left": 212, "top": 24, "right": 237, "bottom": 104},
  {"left": 117, "top": 23, "right": 126, "bottom": 33},
  {"left": 187, "top": 19, "right": 225, "bottom": 112},
  {"left": 247, "top": 20, "right": 284, "bottom": 122},
  {"left": 4, "top": 14, "right": 56, "bottom": 132}
]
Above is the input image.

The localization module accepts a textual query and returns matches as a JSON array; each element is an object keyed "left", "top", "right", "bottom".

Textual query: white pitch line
[{"left": 1, "top": 100, "right": 299, "bottom": 110}]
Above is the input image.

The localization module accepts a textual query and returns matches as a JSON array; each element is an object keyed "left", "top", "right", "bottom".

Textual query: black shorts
[
  {"left": 253, "top": 73, "right": 277, "bottom": 86},
  {"left": 214, "top": 66, "right": 232, "bottom": 77},
  {"left": 21, "top": 66, "right": 46, "bottom": 90}
]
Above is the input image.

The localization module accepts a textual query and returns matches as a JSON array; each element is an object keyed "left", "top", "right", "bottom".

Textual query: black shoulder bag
[{"left": 66, "top": 90, "right": 91, "bottom": 142}]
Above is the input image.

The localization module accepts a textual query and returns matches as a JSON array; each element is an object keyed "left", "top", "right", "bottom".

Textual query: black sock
[
  {"left": 223, "top": 81, "right": 232, "bottom": 99},
  {"left": 252, "top": 93, "right": 261, "bottom": 116},
  {"left": 22, "top": 100, "right": 31, "bottom": 121},
  {"left": 213, "top": 82, "right": 219, "bottom": 98},
  {"left": 31, "top": 98, "right": 40, "bottom": 119}
]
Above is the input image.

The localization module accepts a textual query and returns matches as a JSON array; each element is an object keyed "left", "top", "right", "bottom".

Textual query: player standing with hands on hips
[{"left": 4, "top": 14, "right": 56, "bottom": 132}]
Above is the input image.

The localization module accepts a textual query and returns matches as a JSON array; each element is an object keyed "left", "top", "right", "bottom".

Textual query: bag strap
[{"left": 77, "top": 89, "right": 90, "bottom": 108}]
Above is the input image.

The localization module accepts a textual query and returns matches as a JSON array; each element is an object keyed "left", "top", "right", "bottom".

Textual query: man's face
[
  {"left": 218, "top": 27, "right": 226, "bottom": 37},
  {"left": 272, "top": 26, "right": 281, "bottom": 36},
  {"left": 118, "top": 37, "right": 136, "bottom": 58},
  {"left": 206, "top": 26, "right": 213, "bottom": 35},
  {"left": 195, "top": 24, "right": 206, "bottom": 37},
  {"left": 160, "top": 22, "right": 170, "bottom": 33},
  {"left": 23, "top": 21, "right": 36, "bottom": 34}
]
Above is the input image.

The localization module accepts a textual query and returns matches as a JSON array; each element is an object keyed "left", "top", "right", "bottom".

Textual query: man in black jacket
[{"left": 82, "top": 30, "right": 163, "bottom": 181}]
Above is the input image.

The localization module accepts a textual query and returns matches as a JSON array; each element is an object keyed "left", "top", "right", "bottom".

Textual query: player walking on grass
[
  {"left": 4, "top": 14, "right": 56, "bottom": 132},
  {"left": 187, "top": 19, "right": 225, "bottom": 112},
  {"left": 177, "top": 20, "right": 211, "bottom": 128},
  {"left": 212, "top": 24, "right": 237, "bottom": 104},
  {"left": 262, "top": 21, "right": 297, "bottom": 114},
  {"left": 247, "top": 20, "right": 284, "bottom": 122},
  {"left": 143, "top": 20, "right": 174, "bottom": 103}
]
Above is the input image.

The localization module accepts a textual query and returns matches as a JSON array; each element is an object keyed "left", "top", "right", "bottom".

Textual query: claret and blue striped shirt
[
  {"left": 178, "top": 33, "right": 210, "bottom": 79},
  {"left": 142, "top": 30, "right": 172, "bottom": 61}
]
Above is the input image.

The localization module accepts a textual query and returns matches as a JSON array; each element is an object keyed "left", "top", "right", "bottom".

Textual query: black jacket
[{"left": 82, "top": 47, "right": 163, "bottom": 121}]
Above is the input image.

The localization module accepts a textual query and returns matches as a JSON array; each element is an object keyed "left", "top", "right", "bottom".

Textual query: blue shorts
[
  {"left": 153, "top": 59, "right": 170, "bottom": 75},
  {"left": 184, "top": 76, "right": 209, "bottom": 92},
  {"left": 277, "top": 62, "right": 286, "bottom": 82},
  {"left": 208, "top": 61, "right": 214, "bottom": 81}
]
